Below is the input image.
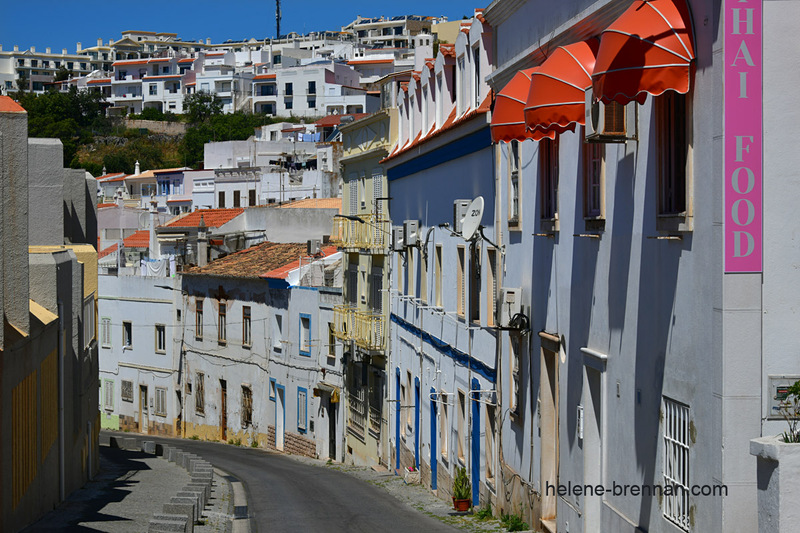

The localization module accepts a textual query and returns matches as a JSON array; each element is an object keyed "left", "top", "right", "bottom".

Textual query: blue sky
[{"left": 0, "top": 1, "right": 479, "bottom": 54}]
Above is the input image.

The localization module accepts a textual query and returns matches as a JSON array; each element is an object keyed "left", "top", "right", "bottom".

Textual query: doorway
[
  {"left": 276, "top": 386, "right": 285, "bottom": 451},
  {"left": 583, "top": 364, "right": 603, "bottom": 533},
  {"left": 139, "top": 385, "right": 149, "bottom": 434},
  {"left": 328, "top": 397, "right": 337, "bottom": 460},
  {"left": 220, "top": 379, "right": 227, "bottom": 441},
  {"left": 540, "top": 344, "right": 559, "bottom": 531}
]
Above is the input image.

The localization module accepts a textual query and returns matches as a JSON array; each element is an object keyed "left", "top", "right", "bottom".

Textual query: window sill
[
  {"left": 539, "top": 218, "right": 559, "bottom": 234},
  {"left": 583, "top": 217, "right": 605, "bottom": 232},
  {"left": 507, "top": 218, "right": 521, "bottom": 232},
  {"left": 242, "top": 343, "right": 252, "bottom": 350},
  {"left": 218, "top": 340, "right": 227, "bottom": 346},
  {"left": 155, "top": 350, "right": 166, "bottom": 355},
  {"left": 656, "top": 213, "right": 693, "bottom": 232}
]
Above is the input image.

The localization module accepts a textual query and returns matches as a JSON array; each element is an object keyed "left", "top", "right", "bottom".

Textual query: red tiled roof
[
  {"left": 438, "top": 44, "right": 455, "bottom": 58},
  {"left": 178, "top": 58, "right": 195, "bottom": 63},
  {"left": 347, "top": 59, "right": 394, "bottom": 65},
  {"left": 204, "top": 52, "right": 225, "bottom": 57},
  {"left": 98, "top": 243, "right": 119, "bottom": 259},
  {"left": 104, "top": 174, "right": 129, "bottom": 183},
  {"left": 123, "top": 230, "right": 150, "bottom": 248},
  {"left": 163, "top": 208, "right": 244, "bottom": 228},
  {"left": 261, "top": 245, "right": 337, "bottom": 280},
  {"left": 0, "top": 96, "right": 25, "bottom": 113},
  {"left": 148, "top": 58, "right": 171, "bottom": 63},
  {"left": 87, "top": 78, "right": 112, "bottom": 85},
  {"left": 184, "top": 241, "right": 308, "bottom": 278},
  {"left": 112, "top": 60, "right": 149, "bottom": 66},
  {"left": 97, "top": 203, "right": 117, "bottom": 209},
  {"left": 97, "top": 172, "right": 127, "bottom": 181},
  {"left": 253, "top": 73, "right": 277, "bottom": 80},
  {"left": 278, "top": 198, "right": 341, "bottom": 212},
  {"left": 143, "top": 75, "right": 182, "bottom": 80},
  {"left": 314, "top": 113, "right": 370, "bottom": 127}
]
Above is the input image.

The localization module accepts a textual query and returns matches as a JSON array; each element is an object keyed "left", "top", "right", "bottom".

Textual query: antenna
[
  {"left": 276, "top": 0, "right": 282, "bottom": 38},
  {"left": 460, "top": 196, "right": 484, "bottom": 241}
]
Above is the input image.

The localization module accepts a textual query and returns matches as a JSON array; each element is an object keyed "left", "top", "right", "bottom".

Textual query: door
[
  {"left": 220, "top": 379, "right": 227, "bottom": 441},
  {"left": 583, "top": 366, "right": 603, "bottom": 533},
  {"left": 328, "top": 398, "right": 337, "bottom": 460},
  {"left": 276, "top": 386, "right": 285, "bottom": 451},
  {"left": 540, "top": 347, "right": 559, "bottom": 531},
  {"left": 140, "top": 385, "right": 149, "bottom": 434}
]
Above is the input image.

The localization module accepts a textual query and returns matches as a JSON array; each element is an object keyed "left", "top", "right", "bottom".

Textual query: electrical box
[
  {"left": 499, "top": 288, "right": 522, "bottom": 328},
  {"left": 453, "top": 199, "right": 471, "bottom": 233},
  {"left": 391, "top": 226, "right": 405, "bottom": 252},
  {"left": 307, "top": 239, "right": 321, "bottom": 256},
  {"left": 404, "top": 220, "right": 419, "bottom": 247},
  {"left": 768, "top": 375, "right": 800, "bottom": 419},
  {"left": 584, "top": 87, "right": 637, "bottom": 143}
]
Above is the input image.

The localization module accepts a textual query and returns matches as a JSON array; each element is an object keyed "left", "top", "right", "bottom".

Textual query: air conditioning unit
[
  {"left": 584, "top": 88, "right": 637, "bottom": 143},
  {"left": 392, "top": 226, "right": 405, "bottom": 252},
  {"left": 307, "top": 239, "right": 321, "bottom": 255},
  {"left": 499, "top": 288, "right": 522, "bottom": 328},
  {"left": 453, "top": 199, "right": 471, "bottom": 233},
  {"left": 404, "top": 220, "right": 419, "bottom": 247}
]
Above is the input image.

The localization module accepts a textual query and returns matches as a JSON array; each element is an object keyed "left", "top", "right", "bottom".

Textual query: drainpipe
[{"left": 57, "top": 300, "right": 66, "bottom": 501}]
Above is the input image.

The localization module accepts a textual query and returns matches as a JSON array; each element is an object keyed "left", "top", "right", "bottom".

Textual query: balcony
[
  {"left": 333, "top": 305, "right": 356, "bottom": 341},
  {"left": 329, "top": 213, "right": 389, "bottom": 252},
  {"left": 333, "top": 306, "right": 386, "bottom": 352}
]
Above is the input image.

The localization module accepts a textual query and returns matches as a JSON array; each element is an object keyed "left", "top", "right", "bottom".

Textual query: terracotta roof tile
[
  {"left": 87, "top": 78, "right": 112, "bottom": 84},
  {"left": 253, "top": 73, "right": 277, "bottom": 80},
  {"left": 98, "top": 243, "right": 119, "bottom": 259},
  {"left": 261, "top": 245, "right": 338, "bottom": 280},
  {"left": 278, "top": 198, "right": 342, "bottom": 212},
  {"left": 163, "top": 208, "right": 244, "bottom": 228},
  {"left": 178, "top": 58, "right": 195, "bottom": 63},
  {"left": 97, "top": 203, "right": 118, "bottom": 209},
  {"left": 314, "top": 113, "right": 369, "bottom": 127},
  {"left": 123, "top": 230, "right": 150, "bottom": 248},
  {"left": 0, "top": 96, "right": 25, "bottom": 113},
  {"left": 184, "top": 241, "right": 308, "bottom": 278},
  {"left": 97, "top": 172, "right": 127, "bottom": 181},
  {"left": 348, "top": 59, "right": 394, "bottom": 65}
]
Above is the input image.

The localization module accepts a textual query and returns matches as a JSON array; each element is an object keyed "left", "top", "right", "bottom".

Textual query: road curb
[{"left": 214, "top": 468, "right": 250, "bottom": 533}]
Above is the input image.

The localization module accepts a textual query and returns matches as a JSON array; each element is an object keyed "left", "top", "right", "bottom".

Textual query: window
[
  {"left": 121, "top": 380, "right": 133, "bottom": 402},
  {"left": 327, "top": 323, "right": 336, "bottom": 366},
  {"left": 297, "top": 388, "right": 308, "bottom": 432},
  {"left": 656, "top": 92, "right": 690, "bottom": 217},
  {"left": 155, "top": 387, "right": 167, "bottom": 416},
  {"left": 242, "top": 306, "right": 252, "bottom": 347},
  {"left": 83, "top": 295, "right": 95, "bottom": 348},
  {"left": 233, "top": 190, "right": 240, "bottom": 208},
  {"left": 368, "top": 370, "right": 382, "bottom": 437},
  {"left": 457, "top": 389, "right": 466, "bottom": 463},
  {"left": 510, "top": 333, "right": 521, "bottom": 415},
  {"left": 663, "top": 397, "right": 690, "bottom": 531},
  {"left": 439, "top": 392, "right": 449, "bottom": 461},
  {"left": 583, "top": 140, "right": 605, "bottom": 223},
  {"left": 486, "top": 249, "right": 498, "bottom": 327},
  {"left": 273, "top": 314, "right": 283, "bottom": 352},
  {"left": 241, "top": 386, "right": 253, "bottom": 427},
  {"left": 195, "top": 373, "right": 205, "bottom": 414},
  {"left": 218, "top": 302, "right": 227, "bottom": 343},
  {"left": 273, "top": 54, "right": 281, "bottom": 65},
  {"left": 285, "top": 99, "right": 293, "bottom": 110},
  {"left": 249, "top": 189, "right": 256, "bottom": 207},
  {"left": 406, "top": 249, "right": 415, "bottom": 298},
  {"left": 473, "top": 45, "right": 481, "bottom": 108},
  {"left": 486, "top": 404, "right": 496, "bottom": 488},
  {"left": 436, "top": 73, "right": 443, "bottom": 126},
  {"left": 104, "top": 379, "right": 114, "bottom": 410},
  {"left": 457, "top": 246, "right": 466, "bottom": 317},
  {"left": 421, "top": 86, "right": 428, "bottom": 133},
  {"left": 269, "top": 378, "right": 276, "bottom": 400},
  {"left": 307, "top": 98, "right": 316, "bottom": 108},
  {"left": 123, "top": 321, "right": 132, "bottom": 347},
  {"left": 284, "top": 82, "right": 293, "bottom": 96},
  {"left": 406, "top": 371, "right": 413, "bottom": 430},
  {"left": 149, "top": 83, "right": 157, "bottom": 95},
  {"left": 299, "top": 314, "right": 311, "bottom": 356},
  {"left": 508, "top": 141, "right": 521, "bottom": 228},
  {"left": 101, "top": 317, "right": 111, "bottom": 347},
  {"left": 218, "top": 191, "right": 225, "bottom": 208},
  {"left": 539, "top": 137, "right": 559, "bottom": 224},
  {"left": 434, "top": 245, "right": 443, "bottom": 307},
  {"left": 400, "top": 379, "right": 407, "bottom": 437},
  {"left": 396, "top": 254, "right": 404, "bottom": 298},
  {"left": 195, "top": 298, "right": 204, "bottom": 339},
  {"left": 155, "top": 324, "right": 166, "bottom": 353},
  {"left": 162, "top": 66, "right": 169, "bottom": 74},
  {"left": 420, "top": 252, "right": 428, "bottom": 304},
  {"left": 457, "top": 56, "right": 466, "bottom": 115},
  {"left": 370, "top": 268, "right": 383, "bottom": 312},
  {"left": 308, "top": 80, "right": 316, "bottom": 94},
  {"left": 469, "top": 243, "right": 481, "bottom": 323}
]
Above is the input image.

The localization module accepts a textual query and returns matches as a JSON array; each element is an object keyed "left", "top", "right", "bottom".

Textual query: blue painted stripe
[
  {"left": 471, "top": 377, "right": 480, "bottom": 504},
  {"left": 387, "top": 127, "right": 492, "bottom": 181},
  {"left": 430, "top": 387, "right": 437, "bottom": 490},
  {"left": 414, "top": 377, "right": 420, "bottom": 469},
  {"left": 395, "top": 368, "right": 401, "bottom": 471},
  {"left": 390, "top": 313, "right": 496, "bottom": 383}
]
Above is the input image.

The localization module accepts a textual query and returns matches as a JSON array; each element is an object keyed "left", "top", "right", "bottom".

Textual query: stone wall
[
  {"left": 123, "top": 119, "right": 187, "bottom": 136},
  {"left": 266, "top": 425, "right": 316, "bottom": 458}
]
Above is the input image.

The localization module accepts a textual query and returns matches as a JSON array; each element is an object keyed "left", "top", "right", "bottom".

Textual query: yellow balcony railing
[
  {"left": 354, "top": 310, "right": 385, "bottom": 351},
  {"left": 329, "top": 213, "right": 390, "bottom": 252},
  {"left": 333, "top": 305, "right": 356, "bottom": 341},
  {"left": 329, "top": 218, "right": 358, "bottom": 249}
]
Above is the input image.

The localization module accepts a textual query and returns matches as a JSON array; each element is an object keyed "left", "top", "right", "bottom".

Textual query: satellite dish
[{"left": 461, "top": 196, "right": 484, "bottom": 241}]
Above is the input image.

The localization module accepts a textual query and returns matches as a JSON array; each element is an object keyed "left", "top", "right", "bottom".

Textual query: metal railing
[
  {"left": 329, "top": 213, "right": 389, "bottom": 252},
  {"left": 333, "top": 305, "right": 356, "bottom": 341},
  {"left": 354, "top": 310, "right": 385, "bottom": 351}
]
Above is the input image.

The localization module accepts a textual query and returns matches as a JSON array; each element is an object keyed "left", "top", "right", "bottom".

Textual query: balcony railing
[
  {"left": 333, "top": 305, "right": 356, "bottom": 341},
  {"left": 329, "top": 213, "right": 389, "bottom": 252},
  {"left": 354, "top": 310, "right": 385, "bottom": 351},
  {"left": 368, "top": 405, "right": 381, "bottom": 438}
]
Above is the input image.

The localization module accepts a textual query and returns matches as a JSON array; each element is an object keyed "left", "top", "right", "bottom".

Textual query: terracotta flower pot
[{"left": 452, "top": 497, "right": 471, "bottom": 512}]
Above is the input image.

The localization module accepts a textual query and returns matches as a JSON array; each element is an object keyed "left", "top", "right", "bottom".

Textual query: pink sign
[{"left": 724, "top": 0, "right": 762, "bottom": 272}]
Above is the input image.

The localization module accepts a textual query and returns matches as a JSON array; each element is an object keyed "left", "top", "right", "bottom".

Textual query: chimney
[
  {"left": 206, "top": 38, "right": 211, "bottom": 45},
  {"left": 149, "top": 196, "right": 160, "bottom": 259},
  {"left": 197, "top": 215, "right": 208, "bottom": 267},
  {"left": 13, "top": 45, "right": 19, "bottom": 52},
  {"left": 76, "top": 42, "right": 82, "bottom": 52},
  {"left": 135, "top": 160, "right": 140, "bottom": 175},
  {"left": 97, "top": 38, "right": 103, "bottom": 47},
  {"left": 102, "top": 165, "right": 107, "bottom": 175},
  {"left": 0, "top": 45, "right": 3, "bottom": 51},
  {"left": 30, "top": 46, "right": 35, "bottom": 53},
  {"left": 46, "top": 47, "right": 51, "bottom": 54},
  {"left": 62, "top": 48, "right": 67, "bottom": 55}
]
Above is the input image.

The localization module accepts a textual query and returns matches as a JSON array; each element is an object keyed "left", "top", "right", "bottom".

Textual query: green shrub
[
  {"left": 452, "top": 466, "right": 471, "bottom": 500},
  {"left": 500, "top": 513, "right": 529, "bottom": 532}
]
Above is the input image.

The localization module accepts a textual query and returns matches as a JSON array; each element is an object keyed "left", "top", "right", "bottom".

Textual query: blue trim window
[
  {"left": 269, "top": 378, "right": 276, "bottom": 400},
  {"left": 299, "top": 314, "right": 311, "bottom": 357},
  {"left": 297, "top": 387, "right": 308, "bottom": 433}
]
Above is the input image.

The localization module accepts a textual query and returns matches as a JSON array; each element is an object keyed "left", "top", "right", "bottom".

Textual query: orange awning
[
  {"left": 524, "top": 39, "right": 599, "bottom": 139},
  {"left": 491, "top": 68, "right": 538, "bottom": 143},
  {"left": 592, "top": 0, "right": 695, "bottom": 104}
]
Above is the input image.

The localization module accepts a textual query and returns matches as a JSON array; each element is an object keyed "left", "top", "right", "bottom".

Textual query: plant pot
[
  {"left": 750, "top": 435, "right": 800, "bottom": 533},
  {"left": 452, "top": 497, "right": 472, "bottom": 512},
  {"left": 404, "top": 468, "right": 420, "bottom": 485}
]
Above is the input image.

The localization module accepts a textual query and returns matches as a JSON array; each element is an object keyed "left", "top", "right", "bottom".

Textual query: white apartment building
[{"left": 0, "top": 45, "right": 91, "bottom": 94}]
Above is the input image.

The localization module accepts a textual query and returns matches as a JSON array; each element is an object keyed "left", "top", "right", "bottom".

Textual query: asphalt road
[{"left": 112, "top": 432, "right": 457, "bottom": 533}]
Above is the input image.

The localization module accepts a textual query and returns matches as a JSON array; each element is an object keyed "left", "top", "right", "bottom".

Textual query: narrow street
[{"left": 109, "top": 432, "right": 462, "bottom": 533}]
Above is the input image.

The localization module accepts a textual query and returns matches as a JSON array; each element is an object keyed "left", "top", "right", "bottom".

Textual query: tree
[
  {"left": 54, "top": 66, "right": 72, "bottom": 82},
  {"left": 184, "top": 91, "right": 223, "bottom": 124}
]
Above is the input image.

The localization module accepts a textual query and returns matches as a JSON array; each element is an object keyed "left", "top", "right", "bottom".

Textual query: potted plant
[
  {"left": 750, "top": 380, "right": 800, "bottom": 533},
  {"left": 452, "top": 466, "right": 472, "bottom": 512},
  {"left": 404, "top": 465, "right": 420, "bottom": 484}
]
